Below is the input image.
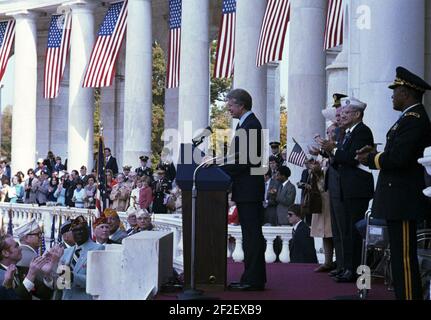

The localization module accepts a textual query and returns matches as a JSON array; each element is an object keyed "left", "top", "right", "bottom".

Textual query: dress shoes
[
  {"left": 334, "top": 269, "right": 356, "bottom": 283},
  {"left": 227, "top": 283, "right": 265, "bottom": 291},
  {"left": 314, "top": 263, "right": 336, "bottom": 273},
  {"left": 328, "top": 268, "right": 344, "bottom": 277}
]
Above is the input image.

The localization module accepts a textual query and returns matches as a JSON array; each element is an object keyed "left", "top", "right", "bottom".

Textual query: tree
[
  {"left": 210, "top": 40, "right": 232, "bottom": 105},
  {"left": 1, "top": 105, "right": 12, "bottom": 160}
]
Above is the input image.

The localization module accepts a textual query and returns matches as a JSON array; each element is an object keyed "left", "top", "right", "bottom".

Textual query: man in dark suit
[
  {"left": 221, "top": 88, "right": 266, "bottom": 291},
  {"left": 357, "top": 66, "right": 431, "bottom": 300},
  {"left": 287, "top": 204, "right": 318, "bottom": 263},
  {"left": 104, "top": 147, "right": 119, "bottom": 176},
  {"left": 0, "top": 234, "right": 54, "bottom": 300},
  {"left": 319, "top": 96, "right": 374, "bottom": 283}
]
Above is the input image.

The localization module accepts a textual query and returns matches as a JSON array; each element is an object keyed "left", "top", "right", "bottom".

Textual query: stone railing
[{"left": 0, "top": 204, "right": 304, "bottom": 274}]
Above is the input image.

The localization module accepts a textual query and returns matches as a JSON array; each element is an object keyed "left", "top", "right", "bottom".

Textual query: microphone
[{"left": 192, "top": 126, "right": 213, "bottom": 147}]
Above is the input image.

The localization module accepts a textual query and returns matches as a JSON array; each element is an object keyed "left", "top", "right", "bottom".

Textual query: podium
[{"left": 176, "top": 143, "right": 231, "bottom": 291}]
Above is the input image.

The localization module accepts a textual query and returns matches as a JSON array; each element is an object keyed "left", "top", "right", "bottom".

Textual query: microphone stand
[{"left": 179, "top": 153, "right": 237, "bottom": 300}]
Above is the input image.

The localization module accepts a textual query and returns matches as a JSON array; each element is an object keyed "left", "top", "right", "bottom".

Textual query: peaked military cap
[
  {"left": 269, "top": 141, "right": 281, "bottom": 148},
  {"left": 139, "top": 155, "right": 149, "bottom": 162},
  {"left": 388, "top": 66, "right": 431, "bottom": 92},
  {"left": 332, "top": 93, "right": 348, "bottom": 108}
]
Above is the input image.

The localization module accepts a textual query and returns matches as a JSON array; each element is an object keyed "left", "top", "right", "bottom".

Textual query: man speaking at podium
[{"left": 222, "top": 88, "right": 266, "bottom": 291}]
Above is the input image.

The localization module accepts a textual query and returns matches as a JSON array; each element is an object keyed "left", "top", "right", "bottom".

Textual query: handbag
[{"left": 301, "top": 174, "right": 322, "bottom": 215}]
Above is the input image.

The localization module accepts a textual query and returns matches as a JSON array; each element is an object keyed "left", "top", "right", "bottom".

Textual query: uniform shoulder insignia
[{"left": 404, "top": 112, "right": 420, "bottom": 118}]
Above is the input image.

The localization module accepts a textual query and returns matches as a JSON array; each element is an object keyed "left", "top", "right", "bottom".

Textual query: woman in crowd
[
  {"left": 139, "top": 176, "right": 153, "bottom": 212},
  {"left": 110, "top": 173, "right": 132, "bottom": 211},
  {"left": 54, "top": 175, "right": 67, "bottom": 206},
  {"left": 72, "top": 180, "right": 85, "bottom": 208},
  {"left": 7, "top": 175, "right": 25, "bottom": 203},
  {"left": 46, "top": 176, "right": 58, "bottom": 204},
  {"left": 84, "top": 175, "right": 97, "bottom": 209},
  {"left": 105, "top": 169, "right": 117, "bottom": 207}
]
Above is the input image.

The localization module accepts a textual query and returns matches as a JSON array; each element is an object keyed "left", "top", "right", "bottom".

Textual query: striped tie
[{"left": 70, "top": 248, "right": 81, "bottom": 271}]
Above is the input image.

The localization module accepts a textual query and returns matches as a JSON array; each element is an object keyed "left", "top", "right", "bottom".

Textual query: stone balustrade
[{"left": 0, "top": 204, "right": 303, "bottom": 274}]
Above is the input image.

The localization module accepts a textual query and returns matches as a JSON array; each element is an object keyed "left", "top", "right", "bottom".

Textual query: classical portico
[{"left": 0, "top": 0, "right": 430, "bottom": 181}]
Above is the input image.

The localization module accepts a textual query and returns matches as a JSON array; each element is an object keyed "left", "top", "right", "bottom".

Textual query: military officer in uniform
[
  {"left": 357, "top": 66, "right": 431, "bottom": 300},
  {"left": 269, "top": 141, "right": 283, "bottom": 166},
  {"left": 135, "top": 156, "right": 153, "bottom": 181},
  {"left": 152, "top": 169, "right": 172, "bottom": 213}
]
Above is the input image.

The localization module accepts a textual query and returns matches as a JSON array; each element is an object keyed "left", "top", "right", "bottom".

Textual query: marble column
[
  {"left": 123, "top": 0, "right": 152, "bottom": 168},
  {"left": 178, "top": 0, "right": 210, "bottom": 144},
  {"left": 9, "top": 11, "right": 38, "bottom": 173},
  {"left": 266, "top": 62, "right": 280, "bottom": 143},
  {"left": 67, "top": 2, "right": 96, "bottom": 171},
  {"left": 233, "top": 0, "right": 267, "bottom": 126},
  {"left": 287, "top": 0, "right": 327, "bottom": 201},
  {"left": 358, "top": 0, "right": 425, "bottom": 146},
  {"left": 347, "top": 0, "right": 360, "bottom": 98}
]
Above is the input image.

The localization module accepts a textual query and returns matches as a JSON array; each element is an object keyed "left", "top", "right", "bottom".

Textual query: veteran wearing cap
[
  {"left": 357, "top": 66, "right": 431, "bottom": 300},
  {"left": 104, "top": 208, "right": 128, "bottom": 243},
  {"left": 59, "top": 220, "right": 76, "bottom": 248},
  {"left": 93, "top": 217, "right": 120, "bottom": 246},
  {"left": 59, "top": 215, "right": 104, "bottom": 300},
  {"left": 136, "top": 155, "right": 154, "bottom": 181},
  {"left": 318, "top": 96, "right": 375, "bottom": 283},
  {"left": 14, "top": 219, "right": 42, "bottom": 268}
]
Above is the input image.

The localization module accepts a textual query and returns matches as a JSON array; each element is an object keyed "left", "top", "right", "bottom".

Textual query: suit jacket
[
  {"left": 298, "top": 169, "right": 310, "bottom": 202},
  {"left": 222, "top": 112, "right": 265, "bottom": 203},
  {"left": 368, "top": 104, "right": 431, "bottom": 221},
  {"left": 110, "top": 228, "right": 128, "bottom": 243},
  {"left": 24, "top": 177, "right": 39, "bottom": 204},
  {"left": 275, "top": 181, "right": 296, "bottom": 225},
  {"left": 0, "top": 265, "right": 53, "bottom": 300},
  {"left": 16, "top": 245, "right": 38, "bottom": 268},
  {"left": 105, "top": 156, "right": 119, "bottom": 176},
  {"left": 60, "top": 240, "right": 104, "bottom": 300},
  {"left": 333, "top": 121, "right": 374, "bottom": 199},
  {"left": 36, "top": 179, "right": 50, "bottom": 204},
  {"left": 289, "top": 221, "right": 318, "bottom": 263}
]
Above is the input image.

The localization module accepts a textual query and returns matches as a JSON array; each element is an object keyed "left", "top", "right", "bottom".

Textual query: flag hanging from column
[
  {"left": 83, "top": 0, "right": 128, "bottom": 88},
  {"left": 324, "top": 0, "right": 344, "bottom": 50},
  {"left": 44, "top": 14, "right": 72, "bottom": 99},
  {"left": 256, "top": 0, "right": 290, "bottom": 67},
  {"left": 0, "top": 20, "right": 15, "bottom": 83},
  {"left": 288, "top": 138, "right": 307, "bottom": 167},
  {"left": 213, "top": 0, "right": 236, "bottom": 79},
  {"left": 166, "top": 0, "right": 182, "bottom": 88},
  {"left": 96, "top": 135, "right": 106, "bottom": 217}
]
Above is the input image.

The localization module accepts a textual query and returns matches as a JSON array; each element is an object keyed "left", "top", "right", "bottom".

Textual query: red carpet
[{"left": 156, "top": 260, "right": 395, "bottom": 300}]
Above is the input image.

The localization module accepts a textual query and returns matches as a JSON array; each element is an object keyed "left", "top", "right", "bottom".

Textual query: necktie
[
  {"left": 342, "top": 131, "right": 352, "bottom": 146},
  {"left": 235, "top": 122, "right": 240, "bottom": 130},
  {"left": 70, "top": 248, "right": 81, "bottom": 271},
  {"left": 292, "top": 228, "right": 296, "bottom": 237}
]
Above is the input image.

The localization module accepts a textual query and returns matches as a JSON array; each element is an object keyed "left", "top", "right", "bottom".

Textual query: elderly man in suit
[
  {"left": 275, "top": 166, "right": 296, "bottom": 226},
  {"left": 318, "top": 97, "right": 374, "bottom": 283},
  {"left": 93, "top": 217, "right": 120, "bottom": 246},
  {"left": 14, "top": 219, "right": 41, "bottom": 268},
  {"left": 221, "top": 88, "right": 266, "bottom": 291},
  {"left": 59, "top": 216, "right": 104, "bottom": 300}
]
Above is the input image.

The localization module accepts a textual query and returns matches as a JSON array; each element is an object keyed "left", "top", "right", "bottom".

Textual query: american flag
[
  {"left": 213, "top": 0, "right": 236, "bottom": 78},
  {"left": 95, "top": 135, "right": 106, "bottom": 218},
  {"left": 7, "top": 209, "right": 13, "bottom": 235},
  {"left": 0, "top": 20, "right": 15, "bottom": 83},
  {"left": 256, "top": 0, "right": 290, "bottom": 67},
  {"left": 44, "top": 14, "right": 71, "bottom": 99},
  {"left": 83, "top": 1, "right": 128, "bottom": 88},
  {"left": 288, "top": 139, "right": 307, "bottom": 167},
  {"left": 166, "top": 0, "right": 182, "bottom": 88},
  {"left": 324, "top": 0, "right": 344, "bottom": 50},
  {"left": 50, "top": 215, "right": 56, "bottom": 248}
]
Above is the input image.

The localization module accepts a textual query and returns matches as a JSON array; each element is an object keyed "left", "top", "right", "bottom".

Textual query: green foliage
[
  {"left": 1, "top": 105, "right": 12, "bottom": 160},
  {"left": 210, "top": 40, "right": 232, "bottom": 105}
]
